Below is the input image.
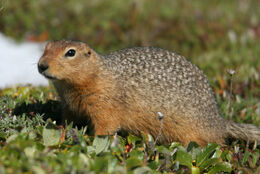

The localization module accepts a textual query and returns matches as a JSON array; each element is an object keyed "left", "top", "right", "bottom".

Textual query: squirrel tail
[{"left": 226, "top": 121, "right": 260, "bottom": 142}]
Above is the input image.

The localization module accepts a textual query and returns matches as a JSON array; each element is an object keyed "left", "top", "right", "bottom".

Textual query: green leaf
[
  {"left": 79, "top": 153, "right": 91, "bottom": 166},
  {"left": 6, "top": 134, "right": 18, "bottom": 143},
  {"left": 126, "top": 156, "right": 143, "bottom": 170},
  {"left": 156, "top": 145, "right": 170, "bottom": 154},
  {"left": 176, "top": 150, "right": 192, "bottom": 169},
  {"left": 169, "top": 142, "right": 182, "bottom": 151},
  {"left": 31, "top": 166, "right": 45, "bottom": 174},
  {"left": 129, "top": 150, "right": 145, "bottom": 161},
  {"left": 199, "top": 158, "right": 219, "bottom": 171},
  {"left": 87, "top": 146, "right": 95, "bottom": 154},
  {"left": 133, "top": 166, "right": 152, "bottom": 174},
  {"left": 186, "top": 142, "right": 201, "bottom": 160},
  {"left": 107, "top": 156, "right": 120, "bottom": 174},
  {"left": 242, "top": 150, "right": 250, "bottom": 165},
  {"left": 42, "top": 121, "right": 62, "bottom": 147},
  {"left": 208, "top": 162, "right": 232, "bottom": 174},
  {"left": 196, "top": 143, "right": 218, "bottom": 167},
  {"left": 187, "top": 142, "right": 200, "bottom": 152},
  {"left": 127, "top": 134, "right": 141, "bottom": 146},
  {"left": 212, "top": 146, "right": 222, "bottom": 158},
  {"left": 221, "top": 149, "right": 231, "bottom": 162},
  {"left": 147, "top": 161, "right": 159, "bottom": 170},
  {"left": 92, "top": 157, "right": 108, "bottom": 172},
  {"left": 93, "top": 136, "right": 110, "bottom": 155},
  {"left": 24, "top": 146, "right": 37, "bottom": 158},
  {"left": 250, "top": 152, "right": 259, "bottom": 168}
]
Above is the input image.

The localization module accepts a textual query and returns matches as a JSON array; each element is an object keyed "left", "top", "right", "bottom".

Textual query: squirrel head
[{"left": 38, "top": 40, "right": 100, "bottom": 86}]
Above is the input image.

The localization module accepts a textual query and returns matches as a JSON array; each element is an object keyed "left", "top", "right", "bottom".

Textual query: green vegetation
[
  {"left": 0, "top": 0, "right": 260, "bottom": 173},
  {"left": 0, "top": 86, "right": 259, "bottom": 173}
]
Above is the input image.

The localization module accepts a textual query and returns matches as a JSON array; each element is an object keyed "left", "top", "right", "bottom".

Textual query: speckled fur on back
[
  {"left": 100, "top": 47, "right": 227, "bottom": 144},
  {"left": 38, "top": 40, "right": 260, "bottom": 146}
]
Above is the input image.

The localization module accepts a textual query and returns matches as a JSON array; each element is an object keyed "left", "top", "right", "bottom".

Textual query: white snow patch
[{"left": 0, "top": 33, "right": 49, "bottom": 88}]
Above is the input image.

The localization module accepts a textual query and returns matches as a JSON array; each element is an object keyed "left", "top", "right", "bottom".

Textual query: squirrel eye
[{"left": 65, "top": 49, "right": 76, "bottom": 57}]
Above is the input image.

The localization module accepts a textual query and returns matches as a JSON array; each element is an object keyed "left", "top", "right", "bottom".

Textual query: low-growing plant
[{"left": 0, "top": 86, "right": 260, "bottom": 173}]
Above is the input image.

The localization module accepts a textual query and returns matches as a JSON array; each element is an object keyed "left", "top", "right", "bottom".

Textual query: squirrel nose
[{"left": 38, "top": 61, "right": 49, "bottom": 73}]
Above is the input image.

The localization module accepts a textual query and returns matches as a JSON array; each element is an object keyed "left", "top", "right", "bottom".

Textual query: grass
[
  {"left": 0, "top": 86, "right": 259, "bottom": 173},
  {"left": 0, "top": 0, "right": 260, "bottom": 173}
]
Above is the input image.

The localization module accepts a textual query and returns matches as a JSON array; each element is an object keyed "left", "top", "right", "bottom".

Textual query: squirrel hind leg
[
  {"left": 182, "top": 134, "right": 225, "bottom": 147},
  {"left": 93, "top": 119, "right": 121, "bottom": 136}
]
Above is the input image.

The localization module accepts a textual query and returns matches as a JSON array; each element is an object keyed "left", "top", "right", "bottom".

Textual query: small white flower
[
  {"left": 157, "top": 112, "right": 164, "bottom": 120},
  {"left": 227, "top": 69, "right": 236, "bottom": 75}
]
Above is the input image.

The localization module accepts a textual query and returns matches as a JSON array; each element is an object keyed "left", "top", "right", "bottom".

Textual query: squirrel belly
[{"left": 38, "top": 40, "right": 260, "bottom": 146}]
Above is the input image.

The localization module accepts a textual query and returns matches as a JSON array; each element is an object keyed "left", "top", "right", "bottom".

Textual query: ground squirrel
[{"left": 38, "top": 40, "right": 260, "bottom": 146}]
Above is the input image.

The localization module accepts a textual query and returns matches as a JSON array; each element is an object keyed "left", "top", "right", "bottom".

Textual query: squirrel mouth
[{"left": 41, "top": 71, "right": 57, "bottom": 80}]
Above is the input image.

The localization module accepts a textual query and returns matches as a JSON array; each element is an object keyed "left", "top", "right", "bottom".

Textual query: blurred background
[
  {"left": 0, "top": 0, "right": 260, "bottom": 87},
  {"left": 1, "top": 1, "right": 260, "bottom": 172}
]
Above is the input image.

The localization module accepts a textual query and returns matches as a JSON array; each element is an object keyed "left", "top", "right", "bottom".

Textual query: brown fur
[{"left": 38, "top": 40, "right": 260, "bottom": 146}]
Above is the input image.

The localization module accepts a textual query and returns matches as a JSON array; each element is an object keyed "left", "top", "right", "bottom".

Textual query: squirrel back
[{"left": 38, "top": 40, "right": 260, "bottom": 146}]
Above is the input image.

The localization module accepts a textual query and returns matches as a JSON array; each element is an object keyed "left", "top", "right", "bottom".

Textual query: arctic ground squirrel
[{"left": 38, "top": 40, "right": 260, "bottom": 146}]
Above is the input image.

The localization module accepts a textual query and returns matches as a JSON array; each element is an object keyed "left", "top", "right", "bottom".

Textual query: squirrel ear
[
  {"left": 85, "top": 50, "right": 92, "bottom": 58},
  {"left": 45, "top": 42, "right": 53, "bottom": 50}
]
